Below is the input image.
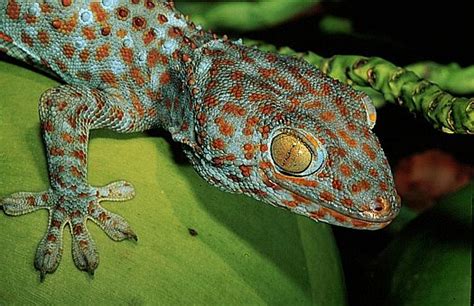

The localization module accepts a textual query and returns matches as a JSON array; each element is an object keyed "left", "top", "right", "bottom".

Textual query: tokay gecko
[{"left": 0, "top": 0, "right": 401, "bottom": 280}]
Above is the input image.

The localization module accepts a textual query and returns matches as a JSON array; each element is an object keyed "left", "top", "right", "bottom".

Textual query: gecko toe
[
  {"left": 34, "top": 217, "right": 65, "bottom": 280},
  {"left": 96, "top": 181, "right": 135, "bottom": 202},
  {"left": 70, "top": 219, "right": 99, "bottom": 273},
  {"left": 1, "top": 191, "right": 52, "bottom": 216},
  {"left": 89, "top": 202, "right": 138, "bottom": 241}
]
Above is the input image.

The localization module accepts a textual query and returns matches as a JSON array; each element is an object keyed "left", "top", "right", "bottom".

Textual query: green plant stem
[{"left": 406, "top": 62, "right": 474, "bottom": 95}]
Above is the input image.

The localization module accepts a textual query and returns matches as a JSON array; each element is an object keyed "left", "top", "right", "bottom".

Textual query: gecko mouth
[{"left": 259, "top": 168, "right": 399, "bottom": 226}]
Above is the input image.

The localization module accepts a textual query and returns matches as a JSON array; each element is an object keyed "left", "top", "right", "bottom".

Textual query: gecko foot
[{"left": 1, "top": 180, "right": 136, "bottom": 280}]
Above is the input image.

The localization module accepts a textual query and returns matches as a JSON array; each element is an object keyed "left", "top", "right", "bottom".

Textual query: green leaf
[
  {"left": 177, "top": 1, "right": 318, "bottom": 32},
  {"left": 0, "top": 61, "right": 346, "bottom": 304},
  {"left": 367, "top": 183, "right": 472, "bottom": 306}
]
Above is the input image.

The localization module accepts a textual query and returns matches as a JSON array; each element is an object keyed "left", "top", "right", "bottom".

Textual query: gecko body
[{"left": 0, "top": 0, "right": 400, "bottom": 279}]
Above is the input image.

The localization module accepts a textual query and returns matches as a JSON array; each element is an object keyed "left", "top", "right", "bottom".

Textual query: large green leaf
[
  {"left": 367, "top": 183, "right": 472, "bottom": 306},
  {"left": 177, "top": 1, "right": 318, "bottom": 32},
  {"left": 0, "top": 61, "right": 346, "bottom": 304}
]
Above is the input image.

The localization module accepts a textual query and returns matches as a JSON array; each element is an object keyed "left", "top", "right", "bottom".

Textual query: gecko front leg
[{"left": 0, "top": 85, "right": 156, "bottom": 280}]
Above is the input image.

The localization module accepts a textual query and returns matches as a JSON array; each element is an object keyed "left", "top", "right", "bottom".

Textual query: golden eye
[{"left": 270, "top": 133, "right": 312, "bottom": 174}]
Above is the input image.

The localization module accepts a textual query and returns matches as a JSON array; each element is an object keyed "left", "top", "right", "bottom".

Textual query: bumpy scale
[{"left": 0, "top": 0, "right": 401, "bottom": 280}]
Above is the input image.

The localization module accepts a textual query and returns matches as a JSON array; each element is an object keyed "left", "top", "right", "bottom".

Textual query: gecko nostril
[
  {"left": 373, "top": 204, "right": 383, "bottom": 212},
  {"left": 373, "top": 196, "right": 390, "bottom": 214}
]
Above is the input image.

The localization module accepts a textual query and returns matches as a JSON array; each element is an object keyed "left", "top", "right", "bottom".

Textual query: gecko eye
[
  {"left": 361, "top": 95, "right": 377, "bottom": 129},
  {"left": 270, "top": 129, "right": 326, "bottom": 176}
]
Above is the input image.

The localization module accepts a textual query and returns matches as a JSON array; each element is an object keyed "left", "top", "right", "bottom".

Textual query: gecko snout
[{"left": 361, "top": 194, "right": 399, "bottom": 220}]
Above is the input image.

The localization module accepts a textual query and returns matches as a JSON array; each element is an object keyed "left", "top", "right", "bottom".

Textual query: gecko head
[{"left": 189, "top": 43, "right": 401, "bottom": 229}]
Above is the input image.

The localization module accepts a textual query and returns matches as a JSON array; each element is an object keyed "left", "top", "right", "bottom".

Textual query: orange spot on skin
[
  {"left": 50, "top": 147, "right": 65, "bottom": 156},
  {"left": 143, "top": 28, "right": 156, "bottom": 45},
  {"left": 159, "top": 71, "right": 171, "bottom": 85},
  {"left": 24, "top": 14, "right": 37, "bottom": 24},
  {"left": 70, "top": 166, "right": 82, "bottom": 178},
  {"left": 283, "top": 200, "right": 299, "bottom": 208},
  {"left": 62, "top": 0, "right": 72, "bottom": 7},
  {"left": 239, "top": 165, "right": 252, "bottom": 177},
  {"left": 79, "top": 49, "right": 90, "bottom": 62},
  {"left": 328, "top": 209, "right": 349, "bottom": 223},
  {"left": 248, "top": 93, "right": 272, "bottom": 102},
  {"left": 157, "top": 14, "right": 168, "bottom": 24},
  {"left": 197, "top": 113, "right": 207, "bottom": 126},
  {"left": 259, "top": 125, "right": 271, "bottom": 138},
  {"left": 320, "top": 111, "right": 335, "bottom": 122},
  {"left": 260, "top": 144, "right": 268, "bottom": 152},
  {"left": 304, "top": 100, "right": 322, "bottom": 109},
  {"left": 223, "top": 102, "right": 246, "bottom": 116},
  {"left": 116, "top": 7, "right": 129, "bottom": 20},
  {"left": 40, "top": 3, "right": 52, "bottom": 13},
  {"left": 362, "top": 143, "right": 377, "bottom": 160},
  {"left": 100, "top": 71, "right": 118, "bottom": 87},
  {"left": 26, "top": 196, "right": 35, "bottom": 206},
  {"left": 204, "top": 95, "right": 219, "bottom": 107},
  {"left": 55, "top": 59, "right": 68, "bottom": 73},
  {"left": 212, "top": 138, "right": 226, "bottom": 150},
  {"left": 215, "top": 117, "right": 234, "bottom": 136},
  {"left": 0, "top": 32, "right": 13, "bottom": 42},
  {"left": 95, "top": 43, "right": 110, "bottom": 61},
  {"left": 6, "top": 0, "right": 20, "bottom": 20},
  {"left": 37, "top": 31, "right": 50, "bottom": 45},
  {"left": 21, "top": 33, "right": 33, "bottom": 47},
  {"left": 338, "top": 130, "right": 358, "bottom": 148},
  {"left": 82, "top": 27, "right": 96, "bottom": 40},
  {"left": 101, "top": 26, "right": 111, "bottom": 36},
  {"left": 266, "top": 53, "right": 277, "bottom": 63},
  {"left": 62, "top": 43, "right": 75, "bottom": 59},
  {"left": 342, "top": 198, "right": 353, "bottom": 207},
  {"left": 130, "top": 67, "right": 146, "bottom": 85},
  {"left": 131, "top": 94, "right": 145, "bottom": 117},
  {"left": 72, "top": 150, "right": 86, "bottom": 164},
  {"left": 369, "top": 168, "right": 379, "bottom": 177},
  {"left": 230, "top": 71, "right": 244, "bottom": 80},
  {"left": 292, "top": 193, "right": 310, "bottom": 204},
  {"left": 120, "top": 47, "right": 134, "bottom": 64},
  {"left": 116, "top": 28, "right": 128, "bottom": 38},
  {"left": 47, "top": 234, "right": 57, "bottom": 242},
  {"left": 132, "top": 16, "right": 146, "bottom": 30},
  {"left": 90, "top": 2, "right": 108, "bottom": 22},
  {"left": 54, "top": 14, "right": 78, "bottom": 34},
  {"left": 319, "top": 191, "right": 334, "bottom": 202},
  {"left": 61, "top": 133, "right": 74, "bottom": 143},
  {"left": 258, "top": 67, "right": 277, "bottom": 78},
  {"left": 145, "top": 0, "right": 155, "bottom": 9},
  {"left": 274, "top": 172, "right": 318, "bottom": 187},
  {"left": 146, "top": 49, "right": 168, "bottom": 67},
  {"left": 51, "top": 19, "right": 62, "bottom": 29},
  {"left": 332, "top": 179, "right": 343, "bottom": 191},
  {"left": 229, "top": 84, "right": 244, "bottom": 99},
  {"left": 276, "top": 78, "right": 293, "bottom": 91},
  {"left": 260, "top": 104, "right": 274, "bottom": 115},
  {"left": 335, "top": 97, "right": 349, "bottom": 117}
]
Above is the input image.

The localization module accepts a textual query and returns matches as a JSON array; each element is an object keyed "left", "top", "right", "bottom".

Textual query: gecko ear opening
[
  {"left": 361, "top": 95, "right": 377, "bottom": 129},
  {"left": 269, "top": 128, "right": 326, "bottom": 177}
]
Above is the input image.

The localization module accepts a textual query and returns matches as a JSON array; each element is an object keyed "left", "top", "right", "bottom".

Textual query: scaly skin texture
[{"left": 0, "top": 0, "right": 401, "bottom": 280}]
